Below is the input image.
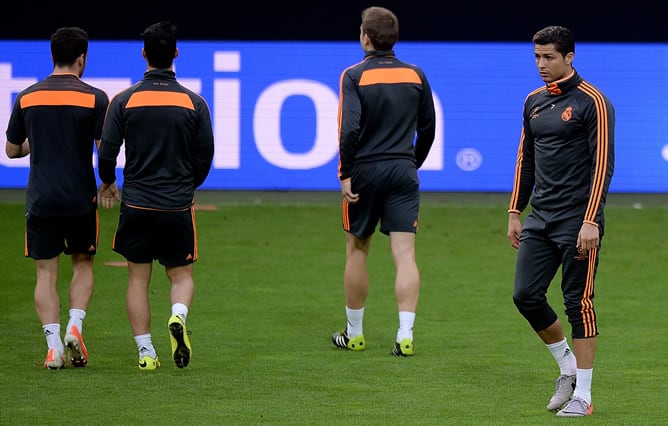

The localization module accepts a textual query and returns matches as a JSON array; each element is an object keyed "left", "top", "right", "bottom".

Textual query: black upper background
[{"left": 2, "top": 1, "right": 666, "bottom": 42}]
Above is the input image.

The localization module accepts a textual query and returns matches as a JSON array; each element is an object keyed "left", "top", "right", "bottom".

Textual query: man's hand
[
  {"left": 340, "top": 179, "right": 359, "bottom": 204},
  {"left": 577, "top": 222, "right": 600, "bottom": 254},
  {"left": 5, "top": 138, "right": 30, "bottom": 158},
  {"left": 507, "top": 212, "right": 522, "bottom": 249},
  {"left": 99, "top": 182, "right": 120, "bottom": 209}
]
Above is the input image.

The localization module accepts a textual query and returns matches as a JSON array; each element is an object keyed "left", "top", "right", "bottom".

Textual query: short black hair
[
  {"left": 532, "top": 26, "right": 575, "bottom": 57},
  {"left": 141, "top": 21, "right": 177, "bottom": 69},
  {"left": 50, "top": 27, "right": 88, "bottom": 66}
]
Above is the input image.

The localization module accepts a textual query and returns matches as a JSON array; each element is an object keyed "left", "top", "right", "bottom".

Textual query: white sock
[
  {"left": 135, "top": 334, "right": 157, "bottom": 359},
  {"left": 67, "top": 308, "right": 86, "bottom": 334},
  {"left": 43, "top": 323, "right": 63, "bottom": 351},
  {"left": 345, "top": 307, "right": 364, "bottom": 338},
  {"left": 397, "top": 311, "right": 415, "bottom": 342},
  {"left": 172, "top": 303, "right": 189, "bottom": 322},
  {"left": 546, "top": 338, "right": 577, "bottom": 376},
  {"left": 573, "top": 368, "right": 593, "bottom": 404}
]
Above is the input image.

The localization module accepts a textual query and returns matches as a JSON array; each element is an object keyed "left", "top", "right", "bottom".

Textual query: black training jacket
[
  {"left": 509, "top": 70, "right": 615, "bottom": 227},
  {"left": 98, "top": 69, "right": 214, "bottom": 210},
  {"left": 337, "top": 50, "right": 436, "bottom": 182},
  {"left": 6, "top": 74, "right": 109, "bottom": 216}
]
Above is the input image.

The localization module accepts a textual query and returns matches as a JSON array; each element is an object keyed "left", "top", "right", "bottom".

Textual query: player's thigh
[
  {"left": 113, "top": 204, "right": 154, "bottom": 263},
  {"left": 25, "top": 214, "right": 65, "bottom": 259},
  {"left": 347, "top": 165, "right": 383, "bottom": 238},
  {"left": 514, "top": 230, "right": 561, "bottom": 300},
  {"left": 381, "top": 166, "right": 419, "bottom": 234},
  {"left": 63, "top": 210, "right": 98, "bottom": 255},
  {"left": 156, "top": 209, "right": 196, "bottom": 267}
]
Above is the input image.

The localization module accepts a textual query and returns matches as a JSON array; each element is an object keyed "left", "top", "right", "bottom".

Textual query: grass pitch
[{"left": 0, "top": 191, "right": 666, "bottom": 424}]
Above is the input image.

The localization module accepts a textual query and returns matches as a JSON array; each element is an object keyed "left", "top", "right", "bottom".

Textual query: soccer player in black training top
[
  {"left": 97, "top": 21, "right": 214, "bottom": 370},
  {"left": 5, "top": 27, "right": 109, "bottom": 370},
  {"left": 332, "top": 6, "right": 436, "bottom": 357},
  {"left": 507, "top": 26, "right": 614, "bottom": 417}
]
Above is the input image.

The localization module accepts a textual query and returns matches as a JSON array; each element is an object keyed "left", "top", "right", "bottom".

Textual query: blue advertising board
[{"left": 1, "top": 40, "right": 667, "bottom": 192}]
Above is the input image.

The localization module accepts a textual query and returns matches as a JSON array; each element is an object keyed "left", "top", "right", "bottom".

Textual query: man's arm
[
  {"left": 192, "top": 100, "right": 215, "bottom": 188},
  {"left": 414, "top": 69, "right": 436, "bottom": 169},
  {"left": 578, "top": 87, "right": 615, "bottom": 253},
  {"left": 5, "top": 139, "right": 29, "bottom": 158},
  {"left": 337, "top": 70, "right": 361, "bottom": 182},
  {"left": 508, "top": 102, "right": 536, "bottom": 214},
  {"left": 582, "top": 89, "right": 615, "bottom": 227}
]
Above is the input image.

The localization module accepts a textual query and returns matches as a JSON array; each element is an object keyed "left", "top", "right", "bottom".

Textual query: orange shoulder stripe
[
  {"left": 126, "top": 91, "right": 195, "bottom": 110},
  {"left": 20, "top": 90, "right": 96, "bottom": 108},
  {"left": 359, "top": 67, "right": 421, "bottom": 86}
]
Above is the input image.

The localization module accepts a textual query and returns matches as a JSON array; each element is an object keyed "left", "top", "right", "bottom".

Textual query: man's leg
[
  {"left": 166, "top": 264, "right": 194, "bottom": 368},
  {"left": 34, "top": 257, "right": 60, "bottom": 325},
  {"left": 389, "top": 231, "right": 418, "bottom": 312},
  {"left": 389, "top": 231, "right": 418, "bottom": 356},
  {"left": 166, "top": 264, "right": 195, "bottom": 308},
  {"left": 332, "top": 232, "right": 370, "bottom": 351},
  {"left": 64, "top": 253, "right": 94, "bottom": 366},
  {"left": 126, "top": 261, "right": 153, "bottom": 336},
  {"left": 68, "top": 253, "right": 94, "bottom": 310},
  {"left": 35, "top": 257, "right": 66, "bottom": 369},
  {"left": 344, "top": 232, "right": 371, "bottom": 309}
]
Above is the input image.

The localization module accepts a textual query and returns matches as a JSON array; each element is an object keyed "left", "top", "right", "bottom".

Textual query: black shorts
[
  {"left": 343, "top": 158, "right": 420, "bottom": 239},
  {"left": 113, "top": 203, "right": 197, "bottom": 266},
  {"left": 25, "top": 210, "right": 99, "bottom": 259}
]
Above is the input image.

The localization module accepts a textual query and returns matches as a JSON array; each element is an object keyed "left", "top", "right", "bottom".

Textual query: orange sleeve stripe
[
  {"left": 337, "top": 69, "right": 346, "bottom": 179},
  {"left": 508, "top": 88, "right": 543, "bottom": 211},
  {"left": 359, "top": 68, "right": 421, "bottom": 86},
  {"left": 508, "top": 128, "right": 525, "bottom": 210},
  {"left": 126, "top": 91, "right": 195, "bottom": 110},
  {"left": 20, "top": 90, "right": 96, "bottom": 108},
  {"left": 579, "top": 82, "right": 610, "bottom": 223}
]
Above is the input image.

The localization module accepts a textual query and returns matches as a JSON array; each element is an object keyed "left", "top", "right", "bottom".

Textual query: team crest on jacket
[{"left": 561, "top": 106, "right": 573, "bottom": 121}]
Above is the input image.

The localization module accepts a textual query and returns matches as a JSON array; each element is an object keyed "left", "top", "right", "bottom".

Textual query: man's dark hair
[
  {"left": 532, "top": 26, "right": 575, "bottom": 57},
  {"left": 361, "top": 6, "right": 399, "bottom": 51},
  {"left": 50, "top": 27, "right": 88, "bottom": 66},
  {"left": 141, "top": 21, "right": 177, "bottom": 69}
]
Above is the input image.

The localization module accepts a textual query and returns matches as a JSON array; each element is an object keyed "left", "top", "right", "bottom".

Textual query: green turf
[{"left": 0, "top": 192, "right": 666, "bottom": 424}]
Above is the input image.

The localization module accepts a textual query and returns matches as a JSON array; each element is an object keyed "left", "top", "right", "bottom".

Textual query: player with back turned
[
  {"left": 97, "top": 21, "right": 214, "bottom": 370},
  {"left": 5, "top": 27, "right": 109, "bottom": 369},
  {"left": 332, "top": 6, "right": 436, "bottom": 356}
]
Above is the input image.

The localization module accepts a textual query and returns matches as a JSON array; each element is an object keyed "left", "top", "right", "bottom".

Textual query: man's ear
[{"left": 565, "top": 52, "right": 574, "bottom": 65}]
